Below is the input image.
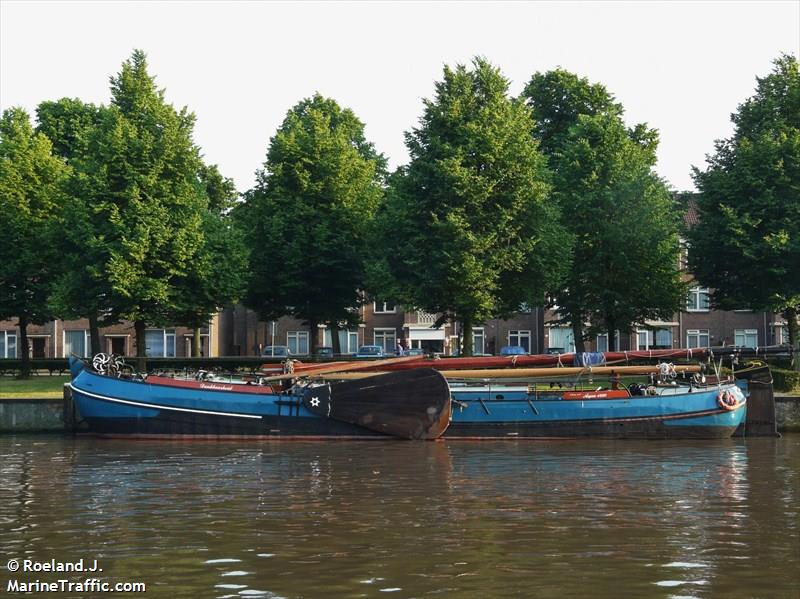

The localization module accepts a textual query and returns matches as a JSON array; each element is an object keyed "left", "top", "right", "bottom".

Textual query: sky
[{"left": 1, "top": 1, "right": 798, "bottom": 193}]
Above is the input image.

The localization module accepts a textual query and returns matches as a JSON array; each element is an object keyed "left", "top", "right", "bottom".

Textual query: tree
[
  {"left": 554, "top": 114, "right": 685, "bottom": 349},
  {"left": 522, "top": 69, "right": 684, "bottom": 351},
  {"left": 83, "top": 50, "right": 210, "bottom": 366},
  {"left": 36, "top": 98, "right": 110, "bottom": 355},
  {"left": 242, "top": 94, "right": 386, "bottom": 355},
  {"left": 0, "top": 108, "right": 69, "bottom": 377},
  {"left": 376, "top": 58, "right": 569, "bottom": 356},
  {"left": 688, "top": 54, "right": 800, "bottom": 360},
  {"left": 172, "top": 168, "right": 247, "bottom": 357}
]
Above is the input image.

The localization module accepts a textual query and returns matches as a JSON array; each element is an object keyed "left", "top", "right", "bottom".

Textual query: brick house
[{"left": 0, "top": 317, "right": 220, "bottom": 359}]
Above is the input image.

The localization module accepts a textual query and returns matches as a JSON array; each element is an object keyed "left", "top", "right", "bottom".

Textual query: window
[
  {"left": 637, "top": 329, "right": 653, "bottom": 350},
  {"left": 548, "top": 327, "right": 573, "bottom": 352},
  {"left": 64, "top": 330, "right": 90, "bottom": 358},
  {"left": 324, "top": 329, "right": 359, "bottom": 353},
  {"left": 145, "top": 329, "right": 176, "bottom": 358},
  {"left": 596, "top": 333, "right": 608, "bottom": 353},
  {"left": 686, "top": 329, "right": 710, "bottom": 349},
  {"left": 655, "top": 328, "right": 673, "bottom": 348},
  {"left": 373, "top": 301, "right": 396, "bottom": 314},
  {"left": 637, "top": 328, "right": 673, "bottom": 350},
  {"left": 0, "top": 331, "right": 17, "bottom": 358},
  {"left": 596, "top": 331, "right": 620, "bottom": 352},
  {"left": 473, "top": 327, "right": 485, "bottom": 354},
  {"left": 687, "top": 286, "right": 710, "bottom": 312},
  {"left": 734, "top": 329, "right": 758, "bottom": 348},
  {"left": 774, "top": 324, "right": 788, "bottom": 345},
  {"left": 287, "top": 331, "right": 309, "bottom": 355},
  {"left": 374, "top": 328, "right": 397, "bottom": 353},
  {"left": 508, "top": 330, "right": 531, "bottom": 352}
]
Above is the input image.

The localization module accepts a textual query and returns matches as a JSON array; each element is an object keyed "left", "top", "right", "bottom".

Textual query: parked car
[
  {"left": 404, "top": 348, "right": 426, "bottom": 356},
  {"left": 261, "top": 345, "right": 291, "bottom": 358},
  {"left": 355, "top": 345, "right": 386, "bottom": 358},
  {"left": 545, "top": 347, "right": 565, "bottom": 355},
  {"left": 315, "top": 347, "right": 334, "bottom": 358},
  {"left": 499, "top": 345, "right": 528, "bottom": 356}
]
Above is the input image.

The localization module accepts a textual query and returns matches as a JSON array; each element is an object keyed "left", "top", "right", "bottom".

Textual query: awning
[{"left": 407, "top": 328, "right": 446, "bottom": 341}]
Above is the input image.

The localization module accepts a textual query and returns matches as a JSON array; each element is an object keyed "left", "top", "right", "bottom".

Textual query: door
[
  {"left": 110, "top": 337, "right": 126, "bottom": 355},
  {"left": 32, "top": 338, "right": 46, "bottom": 358}
]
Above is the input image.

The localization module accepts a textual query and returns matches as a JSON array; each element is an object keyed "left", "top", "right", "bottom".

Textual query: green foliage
[
  {"left": 688, "top": 54, "right": 800, "bottom": 347},
  {"left": 522, "top": 68, "right": 623, "bottom": 156},
  {"left": 241, "top": 94, "right": 386, "bottom": 352},
  {"left": 36, "top": 98, "right": 113, "bottom": 349},
  {"left": 772, "top": 367, "right": 800, "bottom": 392},
  {"left": 37, "top": 55, "right": 246, "bottom": 359},
  {"left": 523, "top": 69, "right": 684, "bottom": 349},
  {"left": 0, "top": 108, "right": 69, "bottom": 376},
  {"left": 377, "top": 58, "right": 569, "bottom": 354},
  {"left": 170, "top": 210, "right": 248, "bottom": 341}
]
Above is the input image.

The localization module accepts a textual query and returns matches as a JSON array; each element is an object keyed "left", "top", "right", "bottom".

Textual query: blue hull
[{"left": 68, "top": 358, "right": 746, "bottom": 440}]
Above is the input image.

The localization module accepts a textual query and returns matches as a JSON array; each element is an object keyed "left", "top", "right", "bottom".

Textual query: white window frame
[
  {"left": 686, "top": 329, "right": 710, "bottom": 349},
  {"left": 374, "top": 328, "right": 397, "bottom": 353},
  {"left": 63, "top": 329, "right": 91, "bottom": 358},
  {"left": 548, "top": 327, "right": 574, "bottom": 353},
  {"left": 595, "top": 331, "right": 620, "bottom": 353},
  {"left": 145, "top": 329, "right": 176, "bottom": 358},
  {"left": 508, "top": 330, "right": 532, "bottom": 352},
  {"left": 287, "top": 331, "right": 309, "bottom": 355},
  {"left": 324, "top": 329, "right": 359, "bottom": 354},
  {"left": 734, "top": 328, "right": 758, "bottom": 348},
  {"left": 373, "top": 301, "right": 396, "bottom": 314},
  {"left": 686, "top": 286, "right": 710, "bottom": 312},
  {"left": 637, "top": 329, "right": 654, "bottom": 350},
  {"left": 473, "top": 327, "right": 485, "bottom": 354},
  {"left": 0, "top": 331, "right": 17, "bottom": 358}
]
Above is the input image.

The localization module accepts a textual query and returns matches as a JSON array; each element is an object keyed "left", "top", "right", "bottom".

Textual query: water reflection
[{"left": 0, "top": 437, "right": 797, "bottom": 598}]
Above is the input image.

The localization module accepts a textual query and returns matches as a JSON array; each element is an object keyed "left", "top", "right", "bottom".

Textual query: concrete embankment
[
  {"left": 775, "top": 395, "right": 800, "bottom": 432},
  {"left": 0, "top": 399, "right": 66, "bottom": 433}
]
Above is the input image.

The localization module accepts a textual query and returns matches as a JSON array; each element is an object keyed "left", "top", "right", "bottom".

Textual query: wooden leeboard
[{"left": 301, "top": 368, "right": 451, "bottom": 439}]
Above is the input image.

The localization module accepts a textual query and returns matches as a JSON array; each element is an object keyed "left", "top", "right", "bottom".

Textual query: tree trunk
[
  {"left": 18, "top": 314, "right": 31, "bottom": 379},
  {"left": 461, "top": 314, "right": 474, "bottom": 357},
  {"left": 329, "top": 321, "right": 341, "bottom": 355},
  {"left": 88, "top": 311, "right": 101, "bottom": 357},
  {"left": 308, "top": 317, "right": 318, "bottom": 356},
  {"left": 785, "top": 306, "right": 799, "bottom": 371},
  {"left": 606, "top": 316, "right": 618, "bottom": 351},
  {"left": 192, "top": 325, "right": 202, "bottom": 358},
  {"left": 572, "top": 320, "right": 586, "bottom": 353},
  {"left": 134, "top": 319, "right": 147, "bottom": 373}
]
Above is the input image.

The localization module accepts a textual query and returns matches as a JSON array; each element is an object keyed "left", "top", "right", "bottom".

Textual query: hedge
[
  {"left": 772, "top": 367, "right": 800, "bottom": 392},
  {"left": 0, "top": 355, "right": 353, "bottom": 377}
]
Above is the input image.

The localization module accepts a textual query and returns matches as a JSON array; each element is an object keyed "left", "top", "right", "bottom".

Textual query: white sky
[{"left": 1, "top": 1, "right": 798, "bottom": 193}]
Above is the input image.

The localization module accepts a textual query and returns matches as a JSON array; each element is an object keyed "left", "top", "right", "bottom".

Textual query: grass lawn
[{"left": 0, "top": 375, "right": 70, "bottom": 399}]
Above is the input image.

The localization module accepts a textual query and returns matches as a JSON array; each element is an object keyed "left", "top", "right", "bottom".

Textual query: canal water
[{"left": 1, "top": 435, "right": 798, "bottom": 598}]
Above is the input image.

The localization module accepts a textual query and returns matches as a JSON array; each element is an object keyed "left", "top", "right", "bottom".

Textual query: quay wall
[
  {"left": 0, "top": 399, "right": 65, "bottom": 433},
  {"left": 775, "top": 395, "right": 800, "bottom": 433}
]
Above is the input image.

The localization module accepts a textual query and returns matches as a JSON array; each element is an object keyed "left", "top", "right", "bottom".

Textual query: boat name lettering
[{"left": 199, "top": 383, "right": 235, "bottom": 391}]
